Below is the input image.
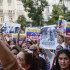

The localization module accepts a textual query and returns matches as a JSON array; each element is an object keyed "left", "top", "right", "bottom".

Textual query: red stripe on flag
[
  {"left": 26, "top": 35, "right": 40, "bottom": 39},
  {"left": 66, "top": 32, "right": 70, "bottom": 36},
  {"left": 57, "top": 24, "right": 61, "bottom": 28}
]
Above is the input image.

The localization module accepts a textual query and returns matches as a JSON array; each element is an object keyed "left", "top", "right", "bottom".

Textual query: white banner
[
  {"left": 1, "top": 22, "right": 21, "bottom": 33},
  {"left": 39, "top": 25, "right": 57, "bottom": 49}
]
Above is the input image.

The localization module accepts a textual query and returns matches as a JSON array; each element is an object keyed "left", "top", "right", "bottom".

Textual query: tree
[
  {"left": 17, "top": 15, "right": 28, "bottom": 28},
  {"left": 60, "top": 0, "right": 67, "bottom": 14},
  {"left": 64, "top": 11, "right": 70, "bottom": 21},
  {"left": 48, "top": 5, "right": 63, "bottom": 25},
  {"left": 21, "top": 0, "right": 48, "bottom": 26}
]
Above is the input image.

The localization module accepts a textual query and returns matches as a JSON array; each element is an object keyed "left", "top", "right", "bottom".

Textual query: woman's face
[
  {"left": 11, "top": 49, "right": 19, "bottom": 58},
  {"left": 17, "top": 52, "right": 26, "bottom": 68},
  {"left": 58, "top": 53, "right": 70, "bottom": 69}
]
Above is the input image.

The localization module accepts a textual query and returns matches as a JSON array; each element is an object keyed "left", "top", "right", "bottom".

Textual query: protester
[
  {"left": 21, "top": 43, "right": 28, "bottom": 50},
  {"left": 17, "top": 50, "right": 41, "bottom": 70},
  {"left": 0, "top": 40, "right": 41, "bottom": 70},
  {"left": 29, "top": 45, "right": 47, "bottom": 70},
  {"left": 51, "top": 49, "right": 70, "bottom": 70},
  {"left": 11, "top": 46, "right": 20, "bottom": 58},
  {"left": 56, "top": 35, "right": 66, "bottom": 48},
  {"left": 0, "top": 19, "right": 70, "bottom": 70},
  {"left": 44, "top": 45, "right": 63, "bottom": 69},
  {"left": 52, "top": 45, "right": 63, "bottom": 68}
]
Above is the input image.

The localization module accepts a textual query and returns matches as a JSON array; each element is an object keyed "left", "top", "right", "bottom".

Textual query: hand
[
  {"left": 42, "top": 49, "right": 47, "bottom": 56},
  {"left": 39, "top": 30, "right": 42, "bottom": 34}
]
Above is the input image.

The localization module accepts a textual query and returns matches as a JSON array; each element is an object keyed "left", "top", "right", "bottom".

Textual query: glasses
[
  {"left": 56, "top": 48, "right": 61, "bottom": 51},
  {"left": 30, "top": 49, "right": 37, "bottom": 51}
]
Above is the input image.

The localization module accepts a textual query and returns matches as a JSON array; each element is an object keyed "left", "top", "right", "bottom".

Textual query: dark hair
[
  {"left": 21, "top": 51, "right": 41, "bottom": 70},
  {"left": 11, "top": 46, "right": 20, "bottom": 53},
  {"left": 57, "top": 45, "right": 63, "bottom": 48},
  {"left": 27, "top": 41, "right": 33, "bottom": 45},
  {"left": 56, "top": 49, "right": 70, "bottom": 70},
  {"left": 59, "top": 35, "right": 64, "bottom": 42},
  {"left": 10, "top": 40, "right": 16, "bottom": 45}
]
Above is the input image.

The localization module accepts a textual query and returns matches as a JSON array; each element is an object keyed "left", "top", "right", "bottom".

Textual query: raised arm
[{"left": 0, "top": 40, "right": 22, "bottom": 70}]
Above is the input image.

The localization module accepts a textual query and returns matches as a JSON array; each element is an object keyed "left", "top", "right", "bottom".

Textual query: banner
[
  {"left": 57, "top": 16, "right": 63, "bottom": 28},
  {"left": 1, "top": 22, "right": 21, "bottom": 33},
  {"left": 39, "top": 25, "right": 57, "bottom": 49},
  {"left": 12, "top": 34, "right": 25, "bottom": 41},
  {"left": 57, "top": 16, "right": 66, "bottom": 32},
  {"left": 65, "top": 22, "right": 70, "bottom": 36},
  {"left": 26, "top": 27, "right": 41, "bottom": 40}
]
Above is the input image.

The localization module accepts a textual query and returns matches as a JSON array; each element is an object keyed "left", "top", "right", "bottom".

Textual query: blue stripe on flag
[
  {"left": 13, "top": 38, "right": 17, "bottom": 41},
  {"left": 26, "top": 32, "right": 39, "bottom": 35},
  {"left": 58, "top": 20, "right": 62, "bottom": 24},
  {"left": 66, "top": 27, "right": 70, "bottom": 32},
  {"left": 13, "top": 38, "right": 24, "bottom": 41},
  {"left": 19, "top": 38, "right": 24, "bottom": 41}
]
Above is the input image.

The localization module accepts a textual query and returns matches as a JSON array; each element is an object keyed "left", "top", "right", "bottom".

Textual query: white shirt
[{"left": 55, "top": 42, "right": 66, "bottom": 48}]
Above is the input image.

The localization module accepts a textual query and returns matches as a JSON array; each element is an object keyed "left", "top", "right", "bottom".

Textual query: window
[
  {"left": 8, "top": 10, "right": 12, "bottom": 13},
  {"left": 7, "top": 0, "right": 11, "bottom": 3},
  {"left": 0, "top": 17, "right": 4, "bottom": 23},
  {"left": 8, "top": 0, "right": 12, "bottom": 6},
  {"left": 0, "top": 0, "right": 3, "bottom": 5},
  {"left": 0, "top": 9, "right": 3, "bottom": 15},
  {"left": 0, "top": 0, "right": 3, "bottom": 3},
  {"left": 17, "top": 0, "right": 21, "bottom": 1}
]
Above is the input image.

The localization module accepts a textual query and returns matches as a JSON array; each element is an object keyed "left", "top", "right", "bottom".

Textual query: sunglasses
[
  {"left": 56, "top": 48, "right": 61, "bottom": 51},
  {"left": 30, "top": 49, "right": 37, "bottom": 51}
]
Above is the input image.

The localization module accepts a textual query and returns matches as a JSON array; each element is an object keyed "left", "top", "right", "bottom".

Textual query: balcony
[
  {"left": 8, "top": 10, "right": 15, "bottom": 16},
  {"left": 0, "top": 9, "right": 3, "bottom": 16}
]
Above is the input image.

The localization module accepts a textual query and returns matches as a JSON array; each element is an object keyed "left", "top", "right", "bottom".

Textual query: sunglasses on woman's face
[
  {"left": 30, "top": 49, "right": 37, "bottom": 51},
  {"left": 56, "top": 48, "right": 61, "bottom": 51}
]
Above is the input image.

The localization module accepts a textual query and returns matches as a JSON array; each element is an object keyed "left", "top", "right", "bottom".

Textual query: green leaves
[
  {"left": 17, "top": 15, "right": 28, "bottom": 28},
  {"left": 48, "top": 5, "right": 63, "bottom": 25},
  {"left": 21, "top": 0, "right": 48, "bottom": 26},
  {"left": 64, "top": 11, "right": 70, "bottom": 21}
]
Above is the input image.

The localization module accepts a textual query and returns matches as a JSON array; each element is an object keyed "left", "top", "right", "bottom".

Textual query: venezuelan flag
[
  {"left": 26, "top": 27, "right": 41, "bottom": 40},
  {"left": 66, "top": 22, "right": 70, "bottom": 36},
  {"left": 12, "top": 34, "right": 25, "bottom": 41}
]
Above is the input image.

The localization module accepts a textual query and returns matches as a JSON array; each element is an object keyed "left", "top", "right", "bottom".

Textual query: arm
[
  {"left": 1, "top": 33, "right": 10, "bottom": 47},
  {"left": 0, "top": 40, "right": 21, "bottom": 70},
  {"left": 16, "top": 33, "right": 20, "bottom": 46},
  {"left": 45, "top": 49, "right": 55, "bottom": 59}
]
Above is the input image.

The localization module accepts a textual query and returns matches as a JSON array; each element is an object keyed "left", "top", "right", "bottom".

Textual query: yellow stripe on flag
[
  {"left": 13, "top": 35, "right": 17, "bottom": 38},
  {"left": 66, "top": 23, "right": 70, "bottom": 27},
  {"left": 20, "top": 35, "right": 25, "bottom": 38},
  {"left": 26, "top": 28, "right": 40, "bottom": 32}
]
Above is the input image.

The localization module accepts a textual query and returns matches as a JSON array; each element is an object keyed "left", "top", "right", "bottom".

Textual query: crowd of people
[{"left": 0, "top": 28, "right": 70, "bottom": 70}]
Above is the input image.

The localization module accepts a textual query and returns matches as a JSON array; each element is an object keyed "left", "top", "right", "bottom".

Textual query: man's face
[
  {"left": 29, "top": 46, "right": 38, "bottom": 56},
  {"left": 57, "top": 36, "right": 63, "bottom": 44},
  {"left": 22, "top": 44, "right": 28, "bottom": 50}
]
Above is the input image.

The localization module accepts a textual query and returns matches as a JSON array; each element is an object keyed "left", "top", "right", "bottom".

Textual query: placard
[{"left": 40, "top": 25, "right": 57, "bottom": 49}]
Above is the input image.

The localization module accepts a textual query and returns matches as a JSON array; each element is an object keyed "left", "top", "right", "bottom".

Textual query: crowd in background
[{"left": 0, "top": 27, "right": 70, "bottom": 70}]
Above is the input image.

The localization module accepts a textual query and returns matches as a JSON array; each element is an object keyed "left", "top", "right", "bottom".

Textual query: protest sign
[
  {"left": 12, "top": 34, "right": 25, "bottom": 41},
  {"left": 1, "top": 22, "right": 21, "bottom": 33},
  {"left": 26, "top": 27, "right": 41, "bottom": 40},
  {"left": 39, "top": 25, "right": 57, "bottom": 49}
]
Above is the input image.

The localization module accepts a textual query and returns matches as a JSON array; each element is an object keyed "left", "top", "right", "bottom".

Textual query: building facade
[
  {"left": 0, "top": 0, "right": 28, "bottom": 27},
  {"left": 43, "top": 0, "right": 70, "bottom": 23}
]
